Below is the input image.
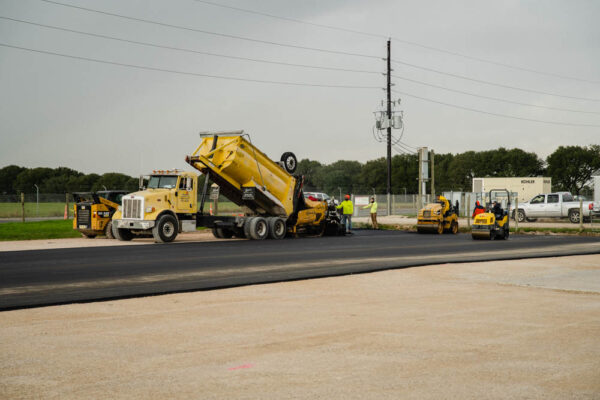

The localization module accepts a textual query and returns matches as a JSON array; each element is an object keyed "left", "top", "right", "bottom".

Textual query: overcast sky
[{"left": 1, "top": 0, "right": 599, "bottom": 176}]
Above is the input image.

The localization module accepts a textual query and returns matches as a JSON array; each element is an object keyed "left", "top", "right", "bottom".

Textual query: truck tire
[
  {"left": 104, "top": 221, "right": 115, "bottom": 239},
  {"left": 568, "top": 209, "right": 580, "bottom": 224},
  {"left": 152, "top": 214, "right": 178, "bottom": 243},
  {"left": 268, "top": 217, "right": 286, "bottom": 240},
  {"left": 212, "top": 225, "right": 233, "bottom": 239},
  {"left": 516, "top": 209, "right": 526, "bottom": 223},
  {"left": 248, "top": 217, "right": 269, "bottom": 240},
  {"left": 113, "top": 225, "right": 133, "bottom": 241},
  {"left": 280, "top": 152, "right": 297, "bottom": 174}
]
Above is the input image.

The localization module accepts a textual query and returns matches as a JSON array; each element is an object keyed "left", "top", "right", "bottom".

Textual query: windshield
[{"left": 148, "top": 176, "right": 178, "bottom": 189}]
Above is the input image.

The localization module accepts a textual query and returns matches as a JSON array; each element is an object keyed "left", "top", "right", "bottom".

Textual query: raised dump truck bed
[{"left": 186, "top": 131, "right": 344, "bottom": 239}]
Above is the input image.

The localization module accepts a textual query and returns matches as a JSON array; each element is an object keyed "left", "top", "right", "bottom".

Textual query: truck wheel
[
  {"left": 212, "top": 226, "right": 233, "bottom": 239},
  {"left": 152, "top": 214, "right": 178, "bottom": 243},
  {"left": 113, "top": 225, "right": 133, "bottom": 241},
  {"left": 248, "top": 217, "right": 269, "bottom": 240},
  {"left": 568, "top": 209, "right": 580, "bottom": 224},
  {"left": 280, "top": 152, "right": 297, "bottom": 174},
  {"left": 104, "top": 221, "right": 115, "bottom": 239},
  {"left": 516, "top": 210, "right": 526, "bottom": 223},
  {"left": 268, "top": 217, "right": 286, "bottom": 240}
]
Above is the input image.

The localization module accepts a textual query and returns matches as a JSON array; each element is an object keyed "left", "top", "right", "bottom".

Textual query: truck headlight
[{"left": 145, "top": 206, "right": 155, "bottom": 213}]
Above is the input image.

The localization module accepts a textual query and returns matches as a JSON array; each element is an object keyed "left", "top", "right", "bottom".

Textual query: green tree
[
  {"left": 0, "top": 165, "right": 26, "bottom": 194},
  {"left": 296, "top": 159, "right": 324, "bottom": 190},
  {"left": 546, "top": 145, "right": 600, "bottom": 194}
]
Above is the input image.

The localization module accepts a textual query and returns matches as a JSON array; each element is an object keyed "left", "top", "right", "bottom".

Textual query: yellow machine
[
  {"left": 186, "top": 131, "right": 344, "bottom": 239},
  {"left": 111, "top": 170, "right": 199, "bottom": 243},
  {"left": 73, "top": 191, "right": 126, "bottom": 238},
  {"left": 417, "top": 195, "right": 459, "bottom": 234},
  {"left": 471, "top": 189, "right": 510, "bottom": 240},
  {"left": 111, "top": 131, "right": 344, "bottom": 243}
]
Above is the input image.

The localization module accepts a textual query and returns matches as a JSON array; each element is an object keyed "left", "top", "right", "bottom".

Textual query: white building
[
  {"left": 592, "top": 169, "right": 600, "bottom": 206},
  {"left": 472, "top": 177, "right": 552, "bottom": 203}
]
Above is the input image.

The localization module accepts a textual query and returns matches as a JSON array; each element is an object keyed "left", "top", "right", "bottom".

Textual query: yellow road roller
[
  {"left": 417, "top": 195, "right": 459, "bottom": 234},
  {"left": 471, "top": 189, "right": 511, "bottom": 240}
]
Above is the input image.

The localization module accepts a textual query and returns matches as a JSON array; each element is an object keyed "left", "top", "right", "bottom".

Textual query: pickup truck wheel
[
  {"left": 249, "top": 217, "right": 269, "bottom": 240},
  {"left": 152, "top": 214, "right": 178, "bottom": 243},
  {"left": 569, "top": 209, "right": 580, "bottom": 224},
  {"left": 516, "top": 210, "right": 526, "bottom": 223},
  {"left": 104, "top": 221, "right": 115, "bottom": 239},
  {"left": 113, "top": 225, "right": 133, "bottom": 241},
  {"left": 267, "top": 217, "right": 286, "bottom": 240}
]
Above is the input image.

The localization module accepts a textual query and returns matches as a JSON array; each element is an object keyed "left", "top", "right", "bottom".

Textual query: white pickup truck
[{"left": 511, "top": 192, "right": 595, "bottom": 223}]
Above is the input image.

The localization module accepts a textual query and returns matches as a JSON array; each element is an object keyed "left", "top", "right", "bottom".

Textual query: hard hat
[{"left": 345, "top": 194, "right": 350, "bottom": 200}]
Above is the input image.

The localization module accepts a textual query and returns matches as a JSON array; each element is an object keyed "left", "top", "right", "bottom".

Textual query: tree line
[
  {"left": 298, "top": 145, "right": 599, "bottom": 195},
  {"left": 1, "top": 145, "right": 598, "bottom": 196}
]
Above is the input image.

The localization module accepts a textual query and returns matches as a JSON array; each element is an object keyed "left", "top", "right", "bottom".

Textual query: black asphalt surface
[{"left": 1, "top": 230, "right": 599, "bottom": 310}]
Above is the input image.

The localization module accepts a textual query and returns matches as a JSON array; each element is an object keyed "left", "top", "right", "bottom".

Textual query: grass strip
[{"left": 0, "top": 220, "right": 81, "bottom": 241}]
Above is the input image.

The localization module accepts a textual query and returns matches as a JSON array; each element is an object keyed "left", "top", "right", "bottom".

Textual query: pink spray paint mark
[{"left": 228, "top": 363, "right": 254, "bottom": 371}]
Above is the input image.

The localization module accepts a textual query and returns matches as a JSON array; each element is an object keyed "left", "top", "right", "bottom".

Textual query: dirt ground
[{"left": 1, "top": 255, "right": 599, "bottom": 399}]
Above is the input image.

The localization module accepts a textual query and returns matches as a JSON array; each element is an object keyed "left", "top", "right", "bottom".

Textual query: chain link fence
[{"left": 0, "top": 193, "right": 73, "bottom": 219}]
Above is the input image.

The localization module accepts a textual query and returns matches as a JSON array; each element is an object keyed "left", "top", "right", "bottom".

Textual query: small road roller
[
  {"left": 417, "top": 195, "right": 459, "bottom": 234},
  {"left": 471, "top": 189, "right": 511, "bottom": 240}
]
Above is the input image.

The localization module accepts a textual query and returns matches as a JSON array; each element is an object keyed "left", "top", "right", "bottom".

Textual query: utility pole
[
  {"left": 430, "top": 150, "right": 435, "bottom": 200},
  {"left": 386, "top": 39, "right": 392, "bottom": 215}
]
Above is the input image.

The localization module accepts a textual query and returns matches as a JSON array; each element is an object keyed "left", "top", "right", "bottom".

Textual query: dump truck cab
[
  {"left": 73, "top": 190, "right": 127, "bottom": 239},
  {"left": 471, "top": 189, "right": 511, "bottom": 240},
  {"left": 417, "top": 195, "right": 459, "bottom": 234},
  {"left": 111, "top": 170, "right": 198, "bottom": 243}
]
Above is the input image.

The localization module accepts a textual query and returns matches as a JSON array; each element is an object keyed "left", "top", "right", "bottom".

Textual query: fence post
[
  {"left": 21, "top": 192, "right": 25, "bottom": 223},
  {"left": 514, "top": 197, "right": 519, "bottom": 233},
  {"left": 579, "top": 198, "right": 584, "bottom": 233}
]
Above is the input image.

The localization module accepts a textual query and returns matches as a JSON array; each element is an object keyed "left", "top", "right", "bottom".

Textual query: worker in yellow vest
[
  {"left": 362, "top": 197, "right": 378, "bottom": 229},
  {"left": 336, "top": 194, "right": 354, "bottom": 234}
]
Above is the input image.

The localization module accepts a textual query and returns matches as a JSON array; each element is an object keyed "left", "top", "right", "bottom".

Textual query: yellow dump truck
[
  {"left": 186, "top": 131, "right": 345, "bottom": 239},
  {"left": 111, "top": 131, "right": 344, "bottom": 243}
]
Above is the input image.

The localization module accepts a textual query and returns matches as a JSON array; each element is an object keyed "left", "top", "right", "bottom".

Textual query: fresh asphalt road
[{"left": 1, "top": 230, "right": 599, "bottom": 310}]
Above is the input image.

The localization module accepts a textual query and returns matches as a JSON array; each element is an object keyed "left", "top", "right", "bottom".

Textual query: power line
[
  {"left": 390, "top": 74, "right": 600, "bottom": 114},
  {"left": 391, "top": 89, "right": 600, "bottom": 127},
  {"left": 391, "top": 59, "right": 600, "bottom": 102},
  {"left": 0, "top": 16, "right": 382, "bottom": 75},
  {"left": 0, "top": 42, "right": 381, "bottom": 89},
  {"left": 191, "top": 0, "right": 600, "bottom": 85},
  {"left": 39, "top": 0, "right": 380, "bottom": 59}
]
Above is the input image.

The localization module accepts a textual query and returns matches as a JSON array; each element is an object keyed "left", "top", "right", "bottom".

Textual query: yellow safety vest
[
  {"left": 363, "top": 202, "right": 378, "bottom": 213},
  {"left": 337, "top": 200, "right": 354, "bottom": 215}
]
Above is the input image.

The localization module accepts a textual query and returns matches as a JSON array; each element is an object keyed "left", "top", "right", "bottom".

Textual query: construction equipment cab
[
  {"left": 73, "top": 191, "right": 127, "bottom": 238},
  {"left": 417, "top": 195, "right": 459, "bottom": 234},
  {"left": 111, "top": 170, "right": 198, "bottom": 243},
  {"left": 471, "top": 189, "right": 511, "bottom": 240}
]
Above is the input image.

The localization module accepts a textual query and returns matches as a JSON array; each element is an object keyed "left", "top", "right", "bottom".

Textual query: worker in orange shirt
[{"left": 472, "top": 200, "right": 485, "bottom": 217}]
